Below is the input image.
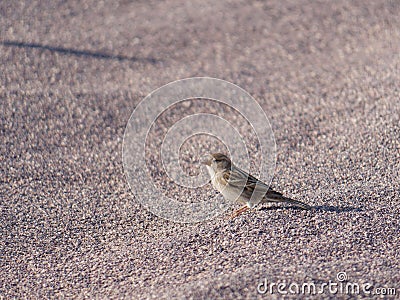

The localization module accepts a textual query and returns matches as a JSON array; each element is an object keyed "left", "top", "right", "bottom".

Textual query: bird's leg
[{"left": 228, "top": 205, "right": 250, "bottom": 219}]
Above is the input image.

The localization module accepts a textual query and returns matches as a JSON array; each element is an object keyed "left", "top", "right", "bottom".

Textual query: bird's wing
[{"left": 225, "top": 167, "right": 272, "bottom": 200}]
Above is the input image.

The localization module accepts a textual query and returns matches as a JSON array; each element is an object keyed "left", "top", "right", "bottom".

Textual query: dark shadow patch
[
  {"left": 1, "top": 40, "right": 160, "bottom": 64},
  {"left": 259, "top": 205, "right": 362, "bottom": 212},
  {"left": 312, "top": 205, "right": 363, "bottom": 212}
]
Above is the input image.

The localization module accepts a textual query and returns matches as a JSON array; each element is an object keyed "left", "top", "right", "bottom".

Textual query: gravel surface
[{"left": 1, "top": 0, "right": 400, "bottom": 299}]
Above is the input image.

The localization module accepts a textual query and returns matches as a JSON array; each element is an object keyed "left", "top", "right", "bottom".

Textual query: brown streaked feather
[
  {"left": 225, "top": 166, "right": 270, "bottom": 201},
  {"left": 225, "top": 165, "right": 310, "bottom": 209}
]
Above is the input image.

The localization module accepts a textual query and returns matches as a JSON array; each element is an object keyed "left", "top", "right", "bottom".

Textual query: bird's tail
[
  {"left": 263, "top": 189, "right": 312, "bottom": 210},
  {"left": 281, "top": 196, "right": 311, "bottom": 210}
]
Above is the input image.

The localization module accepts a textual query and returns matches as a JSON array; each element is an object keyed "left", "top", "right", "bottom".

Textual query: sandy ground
[{"left": 1, "top": 0, "right": 400, "bottom": 299}]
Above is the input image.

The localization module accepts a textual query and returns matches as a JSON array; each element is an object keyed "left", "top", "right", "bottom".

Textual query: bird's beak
[{"left": 201, "top": 155, "right": 212, "bottom": 166}]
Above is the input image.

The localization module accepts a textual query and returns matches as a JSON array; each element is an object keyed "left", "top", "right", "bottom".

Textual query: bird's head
[{"left": 201, "top": 153, "right": 232, "bottom": 173}]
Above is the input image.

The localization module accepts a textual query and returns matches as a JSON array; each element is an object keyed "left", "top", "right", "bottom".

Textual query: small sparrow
[{"left": 202, "top": 153, "right": 311, "bottom": 218}]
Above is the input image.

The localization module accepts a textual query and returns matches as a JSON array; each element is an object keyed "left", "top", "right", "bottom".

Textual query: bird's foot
[{"left": 227, "top": 205, "right": 250, "bottom": 220}]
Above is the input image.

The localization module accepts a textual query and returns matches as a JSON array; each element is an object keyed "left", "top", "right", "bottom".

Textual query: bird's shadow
[
  {"left": 259, "top": 205, "right": 363, "bottom": 213},
  {"left": 1, "top": 40, "right": 160, "bottom": 64}
]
